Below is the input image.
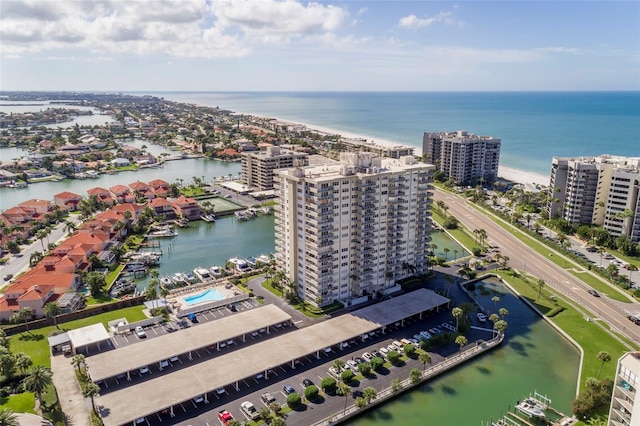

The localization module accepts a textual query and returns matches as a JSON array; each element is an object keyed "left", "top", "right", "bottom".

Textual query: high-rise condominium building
[
  {"left": 548, "top": 155, "right": 640, "bottom": 243},
  {"left": 274, "top": 153, "right": 434, "bottom": 308},
  {"left": 608, "top": 351, "right": 640, "bottom": 426},
  {"left": 241, "top": 146, "right": 309, "bottom": 191},
  {"left": 422, "top": 130, "right": 501, "bottom": 186}
]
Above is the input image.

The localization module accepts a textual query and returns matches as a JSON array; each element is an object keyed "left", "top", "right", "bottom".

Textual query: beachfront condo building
[
  {"left": 608, "top": 351, "right": 640, "bottom": 426},
  {"left": 273, "top": 152, "right": 434, "bottom": 308},
  {"left": 422, "top": 130, "right": 501, "bottom": 186},
  {"left": 241, "top": 146, "right": 309, "bottom": 191},
  {"left": 548, "top": 155, "right": 640, "bottom": 243}
]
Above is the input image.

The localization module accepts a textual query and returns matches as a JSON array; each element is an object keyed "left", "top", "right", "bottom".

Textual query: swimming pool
[{"left": 184, "top": 289, "right": 226, "bottom": 306}]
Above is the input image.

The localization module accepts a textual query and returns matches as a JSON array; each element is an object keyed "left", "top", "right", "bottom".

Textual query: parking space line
[
  {"left": 180, "top": 403, "right": 186, "bottom": 412},
  {"left": 279, "top": 366, "right": 287, "bottom": 374}
]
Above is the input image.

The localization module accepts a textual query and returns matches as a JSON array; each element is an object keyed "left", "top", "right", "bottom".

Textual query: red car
[{"left": 217, "top": 410, "right": 234, "bottom": 425}]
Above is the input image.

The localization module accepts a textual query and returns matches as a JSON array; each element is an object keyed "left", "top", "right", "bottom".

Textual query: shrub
[
  {"left": 357, "top": 362, "right": 372, "bottom": 376},
  {"left": 370, "top": 356, "right": 384, "bottom": 372},
  {"left": 286, "top": 392, "right": 302, "bottom": 409},
  {"left": 341, "top": 369, "right": 354, "bottom": 383},
  {"left": 471, "top": 247, "right": 482, "bottom": 256},
  {"left": 320, "top": 377, "right": 336, "bottom": 393},
  {"left": 304, "top": 385, "right": 319, "bottom": 401},
  {"left": 387, "top": 350, "right": 401, "bottom": 364},
  {"left": 403, "top": 343, "right": 416, "bottom": 357}
]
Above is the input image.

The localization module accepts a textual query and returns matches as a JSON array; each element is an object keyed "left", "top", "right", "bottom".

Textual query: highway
[{"left": 433, "top": 188, "right": 640, "bottom": 345}]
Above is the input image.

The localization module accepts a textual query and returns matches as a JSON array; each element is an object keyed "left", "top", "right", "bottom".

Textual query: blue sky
[{"left": 1, "top": 0, "right": 639, "bottom": 91}]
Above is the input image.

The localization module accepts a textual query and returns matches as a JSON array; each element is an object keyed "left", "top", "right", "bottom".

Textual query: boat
[
  {"left": 160, "top": 276, "right": 173, "bottom": 287},
  {"left": 148, "top": 229, "right": 178, "bottom": 238},
  {"left": 246, "top": 257, "right": 257, "bottom": 267},
  {"left": 172, "top": 272, "right": 187, "bottom": 285},
  {"left": 236, "top": 259, "right": 251, "bottom": 273},
  {"left": 184, "top": 271, "right": 197, "bottom": 283},
  {"left": 124, "top": 262, "right": 147, "bottom": 272},
  {"left": 257, "top": 255, "right": 271, "bottom": 264},
  {"left": 210, "top": 266, "right": 223, "bottom": 277},
  {"left": 515, "top": 398, "right": 546, "bottom": 419},
  {"left": 194, "top": 267, "right": 211, "bottom": 282},
  {"left": 201, "top": 213, "right": 216, "bottom": 222},
  {"left": 110, "top": 280, "right": 137, "bottom": 297}
]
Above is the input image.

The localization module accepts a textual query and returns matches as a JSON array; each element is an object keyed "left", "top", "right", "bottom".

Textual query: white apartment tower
[
  {"left": 274, "top": 153, "right": 434, "bottom": 308},
  {"left": 549, "top": 155, "right": 640, "bottom": 243},
  {"left": 241, "top": 146, "right": 309, "bottom": 191},
  {"left": 422, "top": 130, "right": 501, "bottom": 185},
  {"left": 608, "top": 351, "right": 640, "bottom": 426}
]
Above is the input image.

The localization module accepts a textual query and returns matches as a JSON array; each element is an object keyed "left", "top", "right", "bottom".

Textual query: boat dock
[{"left": 481, "top": 391, "right": 577, "bottom": 426}]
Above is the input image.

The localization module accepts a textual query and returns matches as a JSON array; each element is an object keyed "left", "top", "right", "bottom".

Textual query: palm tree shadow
[{"left": 18, "top": 333, "right": 44, "bottom": 341}]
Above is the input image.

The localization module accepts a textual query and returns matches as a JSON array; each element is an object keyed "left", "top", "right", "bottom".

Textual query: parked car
[
  {"left": 159, "top": 360, "right": 169, "bottom": 369},
  {"left": 139, "top": 366, "right": 150, "bottom": 374},
  {"left": 187, "top": 313, "right": 198, "bottom": 323},
  {"left": 218, "top": 410, "right": 234, "bottom": 426},
  {"left": 302, "top": 378, "right": 314, "bottom": 387},
  {"left": 240, "top": 401, "right": 259, "bottom": 420},
  {"left": 135, "top": 326, "right": 147, "bottom": 338},
  {"left": 476, "top": 312, "right": 487, "bottom": 322},
  {"left": 362, "top": 352, "right": 374, "bottom": 361},
  {"left": 215, "top": 387, "right": 226, "bottom": 395},
  {"left": 193, "top": 395, "right": 204, "bottom": 404},
  {"left": 261, "top": 392, "right": 276, "bottom": 404},
  {"left": 283, "top": 384, "right": 295, "bottom": 394}
]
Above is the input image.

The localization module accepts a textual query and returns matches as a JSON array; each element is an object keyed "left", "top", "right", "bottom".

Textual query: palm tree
[
  {"left": 0, "top": 408, "right": 19, "bottom": 426},
  {"left": 491, "top": 296, "right": 500, "bottom": 312},
  {"left": 63, "top": 220, "right": 77, "bottom": 235},
  {"left": 452, "top": 307, "right": 463, "bottom": 331},
  {"left": 453, "top": 249, "right": 458, "bottom": 261},
  {"left": 488, "top": 313, "right": 499, "bottom": 323},
  {"left": 628, "top": 264, "right": 638, "bottom": 285},
  {"left": 596, "top": 351, "right": 611, "bottom": 379},
  {"left": 22, "top": 366, "right": 53, "bottom": 408},
  {"left": 419, "top": 352, "right": 432, "bottom": 372},
  {"left": 443, "top": 247, "right": 450, "bottom": 261},
  {"left": 11, "top": 307, "right": 34, "bottom": 334},
  {"left": 332, "top": 359, "right": 345, "bottom": 375},
  {"left": 536, "top": 279, "right": 545, "bottom": 301},
  {"left": 337, "top": 382, "right": 351, "bottom": 414},
  {"left": 499, "top": 307, "right": 509, "bottom": 319},
  {"left": 409, "top": 368, "right": 422, "bottom": 384},
  {"left": 494, "top": 319, "right": 508, "bottom": 335},
  {"left": 455, "top": 335, "right": 468, "bottom": 351},
  {"left": 362, "top": 386, "right": 377, "bottom": 404},
  {"left": 13, "top": 352, "right": 32, "bottom": 375},
  {"left": 44, "top": 302, "right": 62, "bottom": 329},
  {"left": 83, "top": 381, "right": 101, "bottom": 413},
  {"left": 71, "top": 354, "right": 86, "bottom": 373}
]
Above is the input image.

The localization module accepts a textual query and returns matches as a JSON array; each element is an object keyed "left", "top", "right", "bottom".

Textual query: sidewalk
[{"left": 50, "top": 353, "right": 91, "bottom": 426}]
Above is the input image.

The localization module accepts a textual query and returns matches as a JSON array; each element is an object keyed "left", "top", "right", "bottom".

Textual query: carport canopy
[
  {"left": 67, "top": 324, "right": 111, "bottom": 354},
  {"left": 47, "top": 332, "right": 70, "bottom": 353},
  {"left": 351, "top": 288, "right": 450, "bottom": 326},
  {"left": 87, "top": 304, "right": 292, "bottom": 382}
]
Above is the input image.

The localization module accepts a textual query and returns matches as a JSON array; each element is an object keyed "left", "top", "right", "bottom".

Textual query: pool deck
[{"left": 171, "top": 283, "right": 238, "bottom": 311}]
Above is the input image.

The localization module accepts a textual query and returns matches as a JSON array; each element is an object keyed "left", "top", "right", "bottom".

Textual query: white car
[
  {"left": 477, "top": 312, "right": 487, "bottom": 322},
  {"left": 379, "top": 347, "right": 389, "bottom": 357},
  {"left": 420, "top": 331, "right": 432, "bottom": 339},
  {"left": 241, "top": 401, "right": 259, "bottom": 420},
  {"left": 362, "top": 352, "right": 374, "bottom": 361},
  {"left": 159, "top": 360, "right": 169, "bottom": 369},
  {"left": 215, "top": 387, "right": 226, "bottom": 395},
  {"left": 193, "top": 395, "right": 204, "bottom": 404},
  {"left": 347, "top": 360, "right": 358, "bottom": 369},
  {"left": 392, "top": 340, "right": 404, "bottom": 348},
  {"left": 135, "top": 326, "right": 147, "bottom": 338},
  {"left": 139, "top": 366, "right": 150, "bottom": 374},
  {"left": 169, "top": 355, "right": 179, "bottom": 363}
]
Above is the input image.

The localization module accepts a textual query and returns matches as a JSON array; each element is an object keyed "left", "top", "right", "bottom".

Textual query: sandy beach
[{"left": 261, "top": 115, "right": 549, "bottom": 188}]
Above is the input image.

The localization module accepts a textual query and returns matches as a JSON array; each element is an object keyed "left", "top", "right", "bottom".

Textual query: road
[
  {"left": 0, "top": 215, "right": 82, "bottom": 283},
  {"left": 433, "top": 188, "right": 640, "bottom": 344}
]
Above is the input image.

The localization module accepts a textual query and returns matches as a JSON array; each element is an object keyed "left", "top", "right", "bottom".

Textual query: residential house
[
  {"left": 54, "top": 191, "right": 83, "bottom": 211},
  {"left": 172, "top": 195, "right": 201, "bottom": 220},
  {"left": 149, "top": 197, "right": 175, "bottom": 220},
  {"left": 109, "top": 184, "right": 136, "bottom": 204},
  {"left": 111, "top": 158, "right": 131, "bottom": 168},
  {"left": 87, "top": 187, "right": 115, "bottom": 206},
  {"left": 149, "top": 179, "right": 170, "bottom": 198},
  {"left": 129, "top": 180, "right": 155, "bottom": 201}
]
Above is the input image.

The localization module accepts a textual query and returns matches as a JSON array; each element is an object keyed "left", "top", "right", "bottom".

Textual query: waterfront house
[
  {"left": 129, "top": 180, "right": 155, "bottom": 201},
  {"left": 172, "top": 195, "right": 201, "bottom": 220},
  {"left": 109, "top": 184, "right": 136, "bottom": 204},
  {"left": 149, "top": 179, "right": 170, "bottom": 198},
  {"left": 87, "top": 187, "right": 116, "bottom": 206},
  {"left": 111, "top": 158, "right": 131, "bottom": 168},
  {"left": 112, "top": 203, "right": 145, "bottom": 221},
  {"left": 18, "top": 199, "right": 53, "bottom": 216},
  {"left": 149, "top": 197, "right": 176, "bottom": 220},
  {"left": 54, "top": 191, "right": 83, "bottom": 211}
]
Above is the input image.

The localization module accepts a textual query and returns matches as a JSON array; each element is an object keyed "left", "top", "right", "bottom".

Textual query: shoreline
[{"left": 249, "top": 114, "right": 549, "bottom": 188}]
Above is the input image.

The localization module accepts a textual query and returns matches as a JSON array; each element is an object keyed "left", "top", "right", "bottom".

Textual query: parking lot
[{"left": 132, "top": 308, "right": 494, "bottom": 426}]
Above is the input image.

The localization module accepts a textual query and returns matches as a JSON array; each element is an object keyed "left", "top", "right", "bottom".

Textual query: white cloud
[{"left": 398, "top": 11, "right": 459, "bottom": 29}]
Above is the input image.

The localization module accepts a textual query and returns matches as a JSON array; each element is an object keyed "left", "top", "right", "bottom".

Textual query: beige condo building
[
  {"left": 241, "top": 146, "right": 309, "bottom": 191},
  {"left": 608, "top": 351, "right": 640, "bottom": 426},
  {"left": 422, "top": 130, "right": 501, "bottom": 185},
  {"left": 273, "top": 153, "right": 434, "bottom": 308},
  {"left": 548, "top": 155, "right": 640, "bottom": 243}
]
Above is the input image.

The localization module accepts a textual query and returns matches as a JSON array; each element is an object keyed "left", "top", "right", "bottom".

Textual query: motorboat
[
  {"left": 236, "top": 259, "right": 251, "bottom": 273},
  {"left": 124, "top": 262, "right": 147, "bottom": 272},
  {"left": 194, "top": 267, "right": 211, "bottom": 282},
  {"left": 148, "top": 228, "right": 178, "bottom": 238},
  {"left": 172, "top": 272, "right": 187, "bottom": 285},
  {"left": 516, "top": 398, "right": 546, "bottom": 419},
  {"left": 246, "top": 257, "right": 257, "bottom": 267},
  {"left": 110, "top": 280, "right": 137, "bottom": 297},
  {"left": 184, "top": 271, "right": 196, "bottom": 283},
  {"left": 201, "top": 214, "right": 216, "bottom": 222},
  {"left": 257, "top": 255, "right": 270, "bottom": 264},
  {"left": 210, "top": 266, "right": 223, "bottom": 277},
  {"left": 160, "top": 276, "right": 173, "bottom": 287}
]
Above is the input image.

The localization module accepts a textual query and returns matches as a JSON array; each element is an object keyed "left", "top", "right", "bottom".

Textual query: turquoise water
[
  {"left": 430, "top": 230, "right": 469, "bottom": 260},
  {"left": 347, "top": 278, "right": 580, "bottom": 425},
  {"left": 183, "top": 288, "right": 225, "bottom": 305},
  {"left": 138, "top": 91, "right": 640, "bottom": 177}
]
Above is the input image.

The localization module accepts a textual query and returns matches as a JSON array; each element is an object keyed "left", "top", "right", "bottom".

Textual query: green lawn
[
  {"left": 8, "top": 305, "right": 146, "bottom": 368},
  {"left": 0, "top": 392, "right": 35, "bottom": 414}
]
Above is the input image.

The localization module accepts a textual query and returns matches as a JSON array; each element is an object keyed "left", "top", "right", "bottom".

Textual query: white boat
[
  {"left": 257, "top": 255, "right": 270, "bottom": 264},
  {"left": 124, "top": 262, "right": 147, "bottom": 272},
  {"left": 172, "top": 272, "right": 187, "bottom": 285},
  {"left": 201, "top": 214, "right": 216, "bottom": 222},
  {"left": 246, "top": 257, "right": 257, "bottom": 267},
  {"left": 194, "top": 267, "right": 211, "bottom": 282},
  {"left": 148, "top": 229, "right": 178, "bottom": 238},
  {"left": 110, "top": 280, "right": 137, "bottom": 297},
  {"left": 184, "top": 271, "right": 196, "bottom": 283},
  {"left": 236, "top": 259, "right": 251, "bottom": 273},
  {"left": 160, "top": 276, "right": 173, "bottom": 287},
  {"left": 210, "top": 266, "right": 222, "bottom": 277},
  {"left": 516, "top": 398, "right": 546, "bottom": 419}
]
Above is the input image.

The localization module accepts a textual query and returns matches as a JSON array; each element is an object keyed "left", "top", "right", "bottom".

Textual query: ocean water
[{"left": 135, "top": 91, "right": 640, "bottom": 177}]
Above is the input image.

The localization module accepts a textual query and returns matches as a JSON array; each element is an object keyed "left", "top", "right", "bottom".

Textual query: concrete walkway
[{"left": 50, "top": 354, "right": 91, "bottom": 426}]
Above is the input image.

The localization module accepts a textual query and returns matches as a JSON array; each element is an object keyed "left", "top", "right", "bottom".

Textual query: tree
[
  {"left": 10, "top": 307, "right": 34, "bottom": 333},
  {"left": 71, "top": 354, "right": 86, "bottom": 373},
  {"left": 304, "top": 385, "right": 319, "bottom": 401},
  {"left": 0, "top": 408, "right": 19, "bottom": 426},
  {"left": 332, "top": 359, "right": 345, "bottom": 375},
  {"left": 419, "top": 352, "right": 432, "bottom": 372},
  {"left": 443, "top": 247, "right": 450, "bottom": 261},
  {"left": 286, "top": 393, "right": 301, "bottom": 409},
  {"left": 452, "top": 307, "right": 464, "bottom": 331},
  {"left": 44, "top": 302, "right": 62, "bottom": 329},
  {"left": 337, "top": 382, "right": 351, "bottom": 414},
  {"left": 13, "top": 352, "right": 32, "bottom": 375},
  {"left": 390, "top": 378, "right": 401, "bottom": 393},
  {"left": 259, "top": 406, "right": 271, "bottom": 423},
  {"left": 362, "top": 386, "right": 377, "bottom": 405},
  {"left": 271, "top": 417, "right": 286, "bottom": 426},
  {"left": 536, "top": 279, "right": 545, "bottom": 301},
  {"left": 22, "top": 366, "right": 53, "bottom": 408},
  {"left": 341, "top": 369, "right": 354, "bottom": 383},
  {"left": 386, "top": 350, "right": 401, "bottom": 365},
  {"left": 596, "top": 351, "right": 611, "bottom": 379},
  {"left": 321, "top": 377, "right": 337, "bottom": 393},
  {"left": 499, "top": 307, "right": 509, "bottom": 319},
  {"left": 358, "top": 362, "right": 372, "bottom": 376},
  {"left": 455, "top": 335, "right": 468, "bottom": 351},
  {"left": 494, "top": 320, "right": 508, "bottom": 334},
  {"left": 85, "top": 271, "right": 106, "bottom": 297},
  {"left": 403, "top": 343, "right": 416, "bottom": 357},
  {"left": 491, "top": 296, "right": 500, "bottom": 312},
  {"left": 370, "top": 356, "right": 384, "bottom": 372},
  {"left": 83, "top": 381, "right": 101, "bottom": 413},
  {"left": 409, "top": 368, "right": 422, "bottom": 384}
]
